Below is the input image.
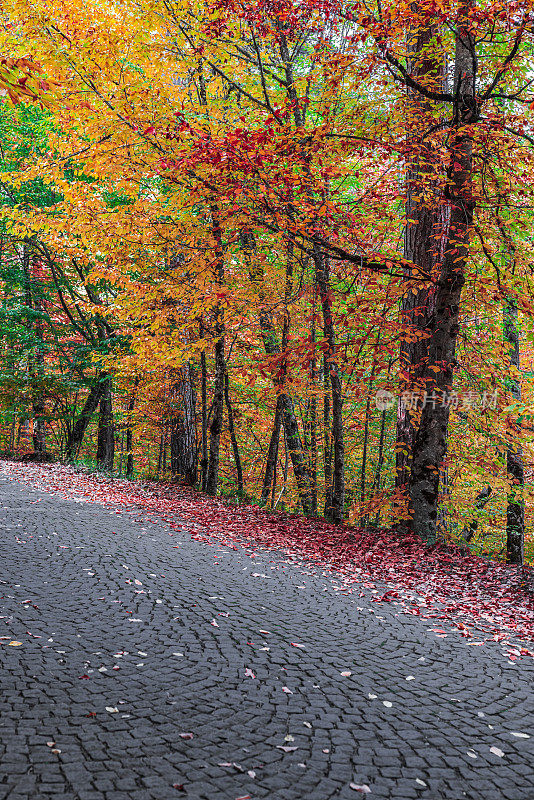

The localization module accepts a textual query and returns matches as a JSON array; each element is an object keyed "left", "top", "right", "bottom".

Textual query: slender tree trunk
[
  {"left": 360, "top": 395, "right": 370, "bottom": 506},
  {"left": 96, "top": 376, "right": 115, "bottom": 471},
  {"left": 157, "top": 430, "right": 164, "bottom": 474},
  {"left": 205, "top": 212, "right": 226, "bottom": 497},
  {"left": 200, "top": 348, "right": 208, "bottom": 491},
  {"left": 271, "top": 434, "right": 279, "bottom": 510},
  {"left": 9, "top": 411, "right": 16, "bottom": 454},
  {"left": 314, "top": 246, "right": 344, "bottom": 523},
  {"left": 462, "top": 486, "right": 492, "bottom": 543},
  {"left": 65, "top": 379, "right": 106, "bottom": 462},
  {"left": 504, "top": 298, "right": 524, "bottom": 564},
  {"left": 242, "top": 231, "right": 313, "bottom": 513},
  {"left": 125, "top": 390, "right": 136, "bottom": 478},
  {"left": 21, "top": 245, "right": 47, "bottom": 456},
  {"left": 31, "top": 311, "right": 46, "bottom": 456},
  {"left": 322, "top": 356, "right": 333, "bottom": 518},
  {"left": 162, "top": 425, "right": 168, "bottom": 473},
  {"left": 262, "top": 395, "right": 283, "bottom": 503},
  {"left": 170, "top": 363, "right": 198, "bottom": 485},
  {"left": 224, "top": 372, "right": 244, "bottom": 494},
  {"left": 309, "top": 306, "right": 318, "bottom": 515},
  {"left": 373, "top": 408, "right": 388, "bottom": 527},
  {"left": 118, "top": 428, "right": 125, "bottom": 476},
  {"left": 309, "top": 383, "right": 318, "bottom": 515},
  {"left": 206, "top": 333, "right": 224, "bottom": 496},
  {"left": 407, "top": 0, "right": 475, "bottom": 541}
]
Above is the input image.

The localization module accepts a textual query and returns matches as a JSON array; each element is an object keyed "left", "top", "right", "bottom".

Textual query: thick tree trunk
[
  {"left": 408, "top": 0, "right": 476, "bottom": 542},
  {"left": 170, "top": 363, "right": 198, "bottom": 486},
  {"left": 395, "top": 14, "right": 446, "bottom": 525},
  {"left": 96, "top": 376, "right": 114, "bottom": 471},
  {"left": 504, "top": 299, "right": 524, "bottom": 564},
  {"left": 65, "top": 379, "right": 106, "bottom": 462}
]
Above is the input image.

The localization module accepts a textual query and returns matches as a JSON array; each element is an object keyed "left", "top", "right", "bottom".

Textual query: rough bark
[
  {"left": 395, "top": 13, "right": 446, "bottom": 522},
  {"left": 407, "top": 0, "right": 476, "bottom": 542}
]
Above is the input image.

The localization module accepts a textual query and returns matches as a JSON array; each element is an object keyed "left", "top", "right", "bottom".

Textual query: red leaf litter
[{"left": 2, "top": 460, "right": 533, "bottom": 661}]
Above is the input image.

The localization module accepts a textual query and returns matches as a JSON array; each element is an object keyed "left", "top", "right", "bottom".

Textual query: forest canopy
[{"left": 1, "top": 0, "right": 534, "bottom": 565}]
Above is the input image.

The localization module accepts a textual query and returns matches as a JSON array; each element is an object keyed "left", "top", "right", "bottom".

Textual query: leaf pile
[{"left": 2, "top": 460, "right": 532, "bottom": 659}]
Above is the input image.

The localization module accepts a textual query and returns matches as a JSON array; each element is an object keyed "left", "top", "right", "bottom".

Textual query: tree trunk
[
  {"left": 395, "top": 13, "right": 446, "bottom": 524},
  {"left": 205, "top": 212, "right": 226, "bottom": 497},
  {"left": 309, "top": 379, "right": 318, "bottom": 515},
  {"left": 462, "top": 486, "right": 492, "bottom": 543},
  {"left": 224, "top": 371, "right": 244, "bottom": 494},
  {"left": 360, "top": 394, "right": 370, "bottom": 514},
  {"left": 170, "top": 363, "right": 198, "bottom": 485},
  {"left": 157, "top": 430, "right": 164, "bottom": 474},
  {"left": 314, "top": 245, "right": 344, "bottom": 523},
  {"left": 322, "top": 356, "right": 333, "bottom": 517},
  {"left": 200, "top": 346, "right": 208, "bottom": 491},
  {"left": 504, "top": 298, "right": 524, "bottom": 564},
  {"left": 262, "top": 395, "right": 283, "bottom": 503},
  {"left": 206, "top": 334, "right": 224, "bottom": 496},
  {"left": 407, "top": 0, "right": 475, "bottom": 542},
  {"left": 96, "top": 376, "right": 115, "bottom": 471},
  {"left": 242, "top": 231, "right": 313, "bottom": 514},
  {"left": 65, "top": 379, "right": 106, "bottom": 462},
  {"left": 31, "top": 296, "right": 47, "bottom": 455},
  {"left": 372, "top": 408, "right": 388, "bottom": 527},
  {"left": 125, "top": 390, "right": 136, "bottom": 478},
  {"left": 21, "top": 245, "right": 47, "bottom": 456}
]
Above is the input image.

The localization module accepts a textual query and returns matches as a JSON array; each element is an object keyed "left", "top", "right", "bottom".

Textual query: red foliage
[{"left": 2, "top": 460, "right": 532, "bottom": 661}]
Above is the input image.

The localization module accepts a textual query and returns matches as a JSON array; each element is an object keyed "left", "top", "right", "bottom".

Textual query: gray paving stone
[{"left": 0, "top": 468, "right": 533, "bottom": 800}]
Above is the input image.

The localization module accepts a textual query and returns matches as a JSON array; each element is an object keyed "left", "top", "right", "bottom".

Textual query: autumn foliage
[{"left": 0, "top": 0, "right": 534, "bottom": 564}]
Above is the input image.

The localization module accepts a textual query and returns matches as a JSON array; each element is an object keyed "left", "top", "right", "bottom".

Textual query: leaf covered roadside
[{"left": 1, "top": 459, "right": 532, "bottom": 660}]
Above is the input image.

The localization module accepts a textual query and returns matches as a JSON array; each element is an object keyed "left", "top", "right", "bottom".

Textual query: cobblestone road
[{"left": 0, "top": 472, "right": 533, "bottom": 800}]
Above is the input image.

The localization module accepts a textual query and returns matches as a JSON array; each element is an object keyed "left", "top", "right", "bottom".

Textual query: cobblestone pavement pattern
[{"left": 0, "top": 473, "right": 533, "bottom": 800}]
